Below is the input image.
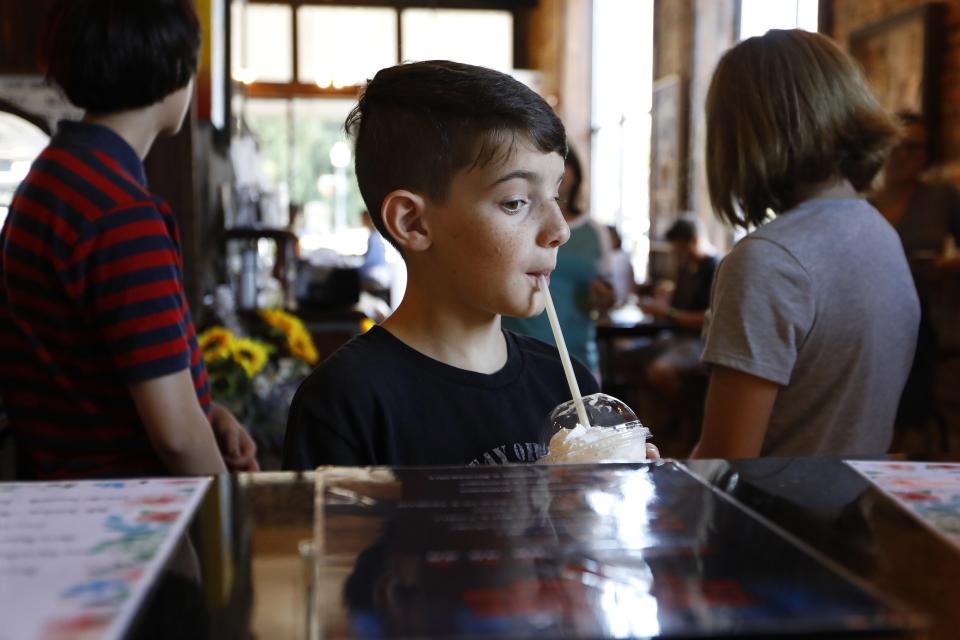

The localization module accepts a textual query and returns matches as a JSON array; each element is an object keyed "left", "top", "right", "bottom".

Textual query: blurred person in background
[
  {"left": 870, "top": 111, "right": 960, "bottom": 434},
  {"left": 871, "top": 112, "right": 960, "bottom": 268},
  {"left": 635, "top": 217, "right": 717, "bottom": 406},
  {"left": 605, "top": 224, "right": 636, "bottom": 305}
]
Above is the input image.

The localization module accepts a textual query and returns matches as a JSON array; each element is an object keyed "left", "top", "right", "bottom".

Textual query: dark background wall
[{"left": 830, "top": 0, "right": 960, "bottom": 163}]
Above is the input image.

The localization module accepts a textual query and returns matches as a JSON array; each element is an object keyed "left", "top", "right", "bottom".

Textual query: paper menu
[
  {"left": 845, "top": 460, "right": 960, "bottom": 550},
  {"left": 0, "top": 477, "right": 210, "bottom": 640}
]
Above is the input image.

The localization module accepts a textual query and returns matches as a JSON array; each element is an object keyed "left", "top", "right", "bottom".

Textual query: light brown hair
[{"left": 706, "top": 29, "right": 900, "bottom": 228}]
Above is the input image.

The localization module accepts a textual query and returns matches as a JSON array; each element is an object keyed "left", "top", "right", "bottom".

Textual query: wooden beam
[
  {"left": 247, "top": 0, "right": 536, "bottom": 7},
  {"left": 239, "top": 82, "right": 361, "bottom": 99}
]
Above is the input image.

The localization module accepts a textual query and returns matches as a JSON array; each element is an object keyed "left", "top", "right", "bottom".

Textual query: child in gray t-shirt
[{"left": 692, "top": 30, "right": 920, "bottom": 458}]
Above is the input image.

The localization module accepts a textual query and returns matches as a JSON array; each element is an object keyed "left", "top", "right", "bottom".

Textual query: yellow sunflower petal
[
  {"left": 198, "top": 327, "right": 235, "bottom": 362},
  {"left": 231, "top": 337, "right": 270, "bottom": 377}
]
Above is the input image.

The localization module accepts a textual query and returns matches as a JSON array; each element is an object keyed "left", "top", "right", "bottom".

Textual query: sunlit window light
[{"left": 739, "top": 0, "right": 819, "bottom": 40}]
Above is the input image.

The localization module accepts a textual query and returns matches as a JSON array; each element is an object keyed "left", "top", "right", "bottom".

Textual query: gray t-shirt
[{"left": 702, "top": 198, "right": 920, "bottom": 456}]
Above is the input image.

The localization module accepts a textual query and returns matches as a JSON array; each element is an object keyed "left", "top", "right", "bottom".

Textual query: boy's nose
[{"left": 539, "top": 201, "right": 570, "bottom": 248}]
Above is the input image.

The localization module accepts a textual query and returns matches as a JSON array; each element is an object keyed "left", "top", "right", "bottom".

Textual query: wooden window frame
[{"left": 235, "top": 0, "right": 534, "bottom": 99}]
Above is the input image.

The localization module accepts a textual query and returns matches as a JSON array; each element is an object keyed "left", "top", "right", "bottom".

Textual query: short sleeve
[
  {"left": 71, "top": 203, "right": 191, "bottom": 383},
  {"left": 701, "top": 238, "right": 814, "bottom": 386}
]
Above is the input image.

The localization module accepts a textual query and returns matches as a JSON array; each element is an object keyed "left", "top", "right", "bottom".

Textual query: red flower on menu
[
  {"left": 892, "top": 491, "right": 934, "bottom": 502},
  {"left": 131, "top": 495, "right": 178, "bottom": 506},
  {"left": 137, "top": 510, "right": 179, "bottom": 523}
]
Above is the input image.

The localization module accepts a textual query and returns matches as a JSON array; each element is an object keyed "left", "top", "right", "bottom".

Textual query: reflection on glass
[
  {"left": 598, "top": 560, "right": 659, "bottom": 638},
  {"left": 298, "top": 7, "right": 397, "bottom": 87},
  {"left": 316, "top": 463, "right": 908, "bottom": 638},
  {"left": 401, "top": 9, "right": 513, "bottom": 71},
  {"left": 231, "top": 3, "right": 293, "bottom": 83},
  {"left": 613, "top": 471, "right": 655, "bottom": 546}
]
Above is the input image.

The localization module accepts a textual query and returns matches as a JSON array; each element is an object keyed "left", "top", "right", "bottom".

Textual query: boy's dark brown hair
[
  {"left": 346, "top": 60, "right": 567, "bottom": 248},
  {"left": 706, "top": 29, "right": 900, "bottom": 228},
  {"left": 42, "top": 0, "right": 200, "bottom": 114}
]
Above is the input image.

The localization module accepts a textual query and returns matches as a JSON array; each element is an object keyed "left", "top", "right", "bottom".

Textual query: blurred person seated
[
  {"left": 630, "top": 217, "right": 717, "bottom": 419},
  {"left": 870, "top": 112, "right": 960, "bottom": 269},
  {"left": 602, "top": 218, "right": 714, "bottom": 449}
]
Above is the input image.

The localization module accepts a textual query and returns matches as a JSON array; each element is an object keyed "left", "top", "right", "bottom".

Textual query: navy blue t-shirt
[{"left": 283, "top": 326, "right": 599, "bottom": 468}]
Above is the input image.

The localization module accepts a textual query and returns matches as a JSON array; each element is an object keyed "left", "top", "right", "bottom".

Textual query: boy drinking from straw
[{"left": 283, "top": 61, "right": 600, "bottom": 468}]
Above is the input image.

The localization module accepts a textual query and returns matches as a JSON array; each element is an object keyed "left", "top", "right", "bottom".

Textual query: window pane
[
  {"left": 401, "top": 9, "right": 512, "bottom": 72},
  {"left": 238, "top": 98, "right": 366, "bottom": 253},
  {"left": 291, "top": 99, "right": 366, "bottom": 254},
  {"left": 231, "top": 3, "right": 293, "bottom": 83},
  {"left": 243, "top": 99, "right": 291, "bottom": 189},
  {"left": 739, "top": 0, "right": 819, "bottom": 40},
  {"left": 592, "top": 0, "right": 654, "bottom": 280},
  {"left": 298, "top": 7, "right": 397, "bottom": 88},
  {"left": 0, "top": 112, "right": 49, "bottom": 228}
]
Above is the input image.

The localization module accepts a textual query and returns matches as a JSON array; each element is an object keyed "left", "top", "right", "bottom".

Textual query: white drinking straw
[{"left": 539, "top": 276, "right": 591, "bottom": 428}]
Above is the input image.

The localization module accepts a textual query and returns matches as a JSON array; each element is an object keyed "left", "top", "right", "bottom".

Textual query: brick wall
[{"left": 830, "top": 0, "right": 960, "bottom": 164}]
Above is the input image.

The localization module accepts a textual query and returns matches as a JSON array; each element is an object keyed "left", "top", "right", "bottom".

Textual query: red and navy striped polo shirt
[{"left": 0, "top": 120, "right": 212, "bottom": 479}]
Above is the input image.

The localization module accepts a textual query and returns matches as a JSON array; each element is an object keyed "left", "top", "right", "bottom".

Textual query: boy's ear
[{"left": 381, "top": 190, "right": 431, "bottom": 252}]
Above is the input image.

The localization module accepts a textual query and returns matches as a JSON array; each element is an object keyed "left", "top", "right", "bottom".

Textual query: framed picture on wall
[
  {"left": 848, "top": 2, "right": 946, "bottom": 157},
  {"left": 649, "top": 74, "right": 688, "bottom": 230}
]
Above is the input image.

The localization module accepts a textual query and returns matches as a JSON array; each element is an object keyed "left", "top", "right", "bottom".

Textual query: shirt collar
[{"left": 53, "top": 120, "right": 148, "bottom": 187}]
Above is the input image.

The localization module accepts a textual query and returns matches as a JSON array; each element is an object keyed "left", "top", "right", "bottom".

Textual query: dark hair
[
  {"left": 346, "top": 60, "right": 567, "bottom": 247},
  {"left": 706, "top": 29, "right": 899, "bottom": 228},
  {"left": 562, "top": 145, "right": 584, "bottom": 217},
  {"left": 42, "top": 0, "right": 201, "bottom": 113},
  {"left": 665, "top": 218, "right": 698, "bottom": 243}
]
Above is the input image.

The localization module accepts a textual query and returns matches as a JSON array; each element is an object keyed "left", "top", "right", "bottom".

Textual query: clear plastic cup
[{"left": 538, "top": 392, "right": 651, "bottom": 464}]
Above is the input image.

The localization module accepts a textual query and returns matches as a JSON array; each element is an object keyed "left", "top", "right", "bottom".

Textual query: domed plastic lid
[
  {"left": 549, "top": 392, "right": 640, "bottom": 429},
  {"left": 539, "top": 393, "right": 651, "bottom": 464}
]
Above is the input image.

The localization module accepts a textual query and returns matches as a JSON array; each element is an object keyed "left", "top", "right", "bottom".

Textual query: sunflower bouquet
[
  {"left": 198, "top": 327, "right": 271, "bottom": 421},
  {"left": 198, "top": 309, "right": 319, "bottom": 445}
]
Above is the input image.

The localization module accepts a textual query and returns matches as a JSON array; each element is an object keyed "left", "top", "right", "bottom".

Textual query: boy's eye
[{"left": 501, "top": 198, "right": 529, "bottom": 214}]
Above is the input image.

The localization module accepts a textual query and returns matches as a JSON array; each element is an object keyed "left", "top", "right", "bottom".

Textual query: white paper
[{"left": 0, "top": 477, "right": 210, "bottom": 640}]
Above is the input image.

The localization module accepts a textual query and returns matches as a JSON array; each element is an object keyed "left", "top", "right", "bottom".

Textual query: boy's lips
[{"left": 526, "top": 270, "right": 552, "bottom": 287}]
